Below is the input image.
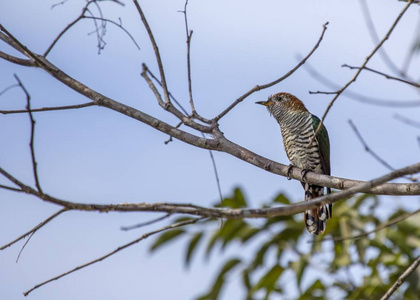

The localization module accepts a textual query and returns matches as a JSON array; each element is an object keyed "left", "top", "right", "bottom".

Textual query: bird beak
[{"left": 255, "top": 100, "right": 273, "bottom": 106}]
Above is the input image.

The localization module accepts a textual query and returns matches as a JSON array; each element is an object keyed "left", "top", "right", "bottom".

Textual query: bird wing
[{"left": 311, "top": 114, "right": 331, "bottom": 176}]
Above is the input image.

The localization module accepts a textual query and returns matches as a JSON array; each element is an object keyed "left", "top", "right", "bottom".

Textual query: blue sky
[{"left": 0, "top": 0, "right": 419, "bottom": 299}]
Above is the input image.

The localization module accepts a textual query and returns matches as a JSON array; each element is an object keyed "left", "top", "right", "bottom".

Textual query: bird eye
[{"left": 276, "top": 95, "right": 282, "bottom": 101}]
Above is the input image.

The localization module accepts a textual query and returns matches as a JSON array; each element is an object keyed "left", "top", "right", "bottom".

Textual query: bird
[{"left": 256, "top": 92, "right": 331, "bottom": 235}]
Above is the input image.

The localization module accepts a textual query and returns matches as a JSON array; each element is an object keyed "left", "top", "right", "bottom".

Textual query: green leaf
[
  {"left": 185, "top": 232, "right": 204, "bottom": 267},
  {"left": 198, "top": 258, "right": 242, "bottom": 300},
  {"left": 220, "top": 187, "right": 247, "bottom": 208},
  {"left": 291, "top": 255, "right": 308, "bottom": 288},
  {"left": 149, "top": 229, "right": 185, "bottom": 252},
  {"left": 252, "top": 265, "right": 284, "bottom": 295},
  {"left": 239, "top": 226, "right": 261, "bottom": 243},
  {"left": 273, "top": 193, "right": 290, "bottom": 204},
  {"left": 299, "top": 279, "right": 325, "bottom": 299}
]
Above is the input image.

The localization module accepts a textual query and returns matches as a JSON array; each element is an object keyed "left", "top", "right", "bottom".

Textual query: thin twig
[
  {"left": 44, "top": 12, "right": 85, "bottom": 57},
  {"left": 145, "top": 67, "right": 188, "bottom": 115},
  {"left": 13, "top": 74, "right": 43, "bottom": 194},
  {"left": 83, "top": 16, "right": 140, "bottom": 50},
  {"left": 0, "top": 102, "right": 97, "bottom": 115},
  {"left": 133, "top": 0, "right": 170, "bottom": 103},
  {"left": 348, "top": 120, "right": 394, "bottom": 171},
  {"left": 142, "top": 66, "right": 222, "bottom": 200},
  {"left": 120, "top": 213, "right": 171, "bottom": 231},
  {"left": 213, "top": 22, "right": 329, "bottom": 122},
  {"left": 303, "top": 61, "right": 420, "bottom": 107},
  {"left": 348, "top": 119, "right": 418, "bottom": 182},
  {"left": 0, "top": 208, "right": 68, "bottom": 251},
  {"left": 380, "top": 255, "right": 420, "bottom": 300},
  {"left": 24, "top": 216, "right": 206, "bottom": 296},
  {"left": 179, "top": 0, "right": 197, "bottom": 115},
  {"left": 318, "top": 208, "right": 420, "bottom": 242},
  {"left": 394, "top": 114, "right": 420, "bottom": 129},
  {"left": 0, "top": 83, "right": 19, "bottom": 97},
  {"left": 0, "top": 184, "right": 23, "bottom": 193},
  {"left": 310, "top": 0, "right": 414, "bottom": 147},
  {"left": 358, "top": 0, "right": 416, "bottom": 81},
  {"left": 342, "top": 64, "right": 420, "bottom": 88}
]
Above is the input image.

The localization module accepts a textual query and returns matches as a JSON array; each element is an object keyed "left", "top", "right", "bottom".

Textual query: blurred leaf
[
  {"left": 291, "top": 255, "right": 308, "bottom": 288},
  {"left": 197, "top": 258, "right": 242, "bottom": 300},
  {"left": 299, "top": 279, "right": 325, "bottom": 299},
  {"left": 220, "top": 188, "right": 247, "bottom": 208},
  {"left": 149, "top": 229, "right": 185, "bottom": 252},
  {"left": 273, "top": 193, "right": 290, "bottom": 204},
  {"left": 239, "top": 226, "right": 261, "bottom": 243},
  {"left": 252, "top": 265, "right": 284, "bottom": 297},
  {"left": 185, "top": 232, "right": 204, "bottom": 267}
]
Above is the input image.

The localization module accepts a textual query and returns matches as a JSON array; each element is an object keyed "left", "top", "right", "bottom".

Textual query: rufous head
[{"left": 256, "top": 92, "right": 307, "bottom": 113}]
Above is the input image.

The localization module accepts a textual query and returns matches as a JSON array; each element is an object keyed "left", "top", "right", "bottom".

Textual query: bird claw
[
  {"left": 286, "top": 164, "right": 294, "bottom": 180},
  {"left": 301, "top": 169, "right": 310, "bottom": 182}
]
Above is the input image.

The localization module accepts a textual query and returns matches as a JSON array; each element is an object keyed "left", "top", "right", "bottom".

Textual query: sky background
[{"left": 0, "top": 0, "right": 419, "bottom": 299}]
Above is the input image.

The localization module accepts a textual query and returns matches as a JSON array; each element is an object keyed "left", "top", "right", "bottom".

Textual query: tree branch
[
  {"left": 13, "top": 74, "right": 43, "bottom": 194},
  {"left": 380, "top": 255, "right": 420, "bottom": 300},
  {"left": 311, "top": 0, "right": 414, "bottom": 146},
  {"left": 1, "top": 20, "right": 419, "bottom": 198},
  {"left": 213, "top": 22, "right": 329, "bottom": 122},
  {"left": 348, "top": 119, "right": 418, "bottom": 182},
  {"left": 302, "top": 60, "right": 420, "bottom": 107},
  {"left": 0, "top": 208, "right": 68, "bottom": 251},
  {"left": 342, "top": 64, "right": 420, "bottom": 88},
  {"left": 0, "top": 162, "right": 419, "bottom": 222},
  {"left": 23, "top": 216, "right": 206, "bottom": 296},
  {"left": 133, "top": 0, "right": 170, "bottom": 103},
  {"left": 0, "top": 102, "right": 97, "bottom": 115}
]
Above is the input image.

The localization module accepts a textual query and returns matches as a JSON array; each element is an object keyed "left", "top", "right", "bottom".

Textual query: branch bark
[
  {"left": 380, "top": 255, "right": 420, "bottom": 300},
  {"left": 1, "top": 162, "right": 419, "bottom": 220}
]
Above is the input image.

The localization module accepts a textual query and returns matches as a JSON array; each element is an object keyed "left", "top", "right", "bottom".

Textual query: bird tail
[{"left": 303, "top": 183, "right": 332, "bottom": 235}]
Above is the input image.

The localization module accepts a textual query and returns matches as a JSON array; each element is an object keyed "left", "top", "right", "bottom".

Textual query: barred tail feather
[{"left": 303, "top": 183, "right": 332, "bottom": 235}]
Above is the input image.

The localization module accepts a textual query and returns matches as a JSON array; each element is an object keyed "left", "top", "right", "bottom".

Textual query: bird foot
[
  {"left": 286, "top": 164, "right": 294, "bottom": 180},
  {"left": 301, "top": 169, "right": 310, "bottom": 182}
]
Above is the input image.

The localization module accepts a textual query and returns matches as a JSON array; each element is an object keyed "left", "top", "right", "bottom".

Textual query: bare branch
[
  {"left": 0, "top": 162, "right": 419, "bottom": 221},
  {"left": 0, "top": 49, "right": 34, "bottom": 67},
  {"left": 179, "top": 0, "right": 198, "bottom": 117},
  {"left": 348, "top": 119, "right": 418, "bottom": 182},
  {"left": 141, "top": 64, "right": 212, "bottom": 133},
  {"left": 13, "top": 74, "right": 43, "bottom": 194},
  {"left": 83, "top": 16, "right": 140, "bottom": 50},
  {"left": 120, "top": 213, "right": 171, "bottom": 231},
  {"left": 0, "top": 83, "right": 19, "bottom": 96},
  {"left": 342, "top": 64, "right": 420, "bottom": 88},
  {"left": 303, "top": 61, "right": 420, "bottom": 107},
  {"left": 358, "top": 0, "right": 417, "bottom": 81},
  {"left": 213, "top": 22, "right": 329, "bottom": 122},
  {"left": 311, "top": 0, "right": 414, "bottom": 146},
  {"left": 133, "top": 0, "right": 170, "bottom": 103},
  {"left": 1, "top": 24, "right": 419, "bottom": 198},
  {"left": 44, "top": 12, "right": 84, "bottom": 57},
  {"left": 0, "top": 102, "right": 96, "bottom": 115},
  {"left": 394, "top": 114, "right": 420, "bottom": 129},
  {"left": 24, "top": 216, "right": 206, "bottom": 296},
  {"left": 0, "top": 184, "right": 23, "bottom": 193},
  {"left": 0, "top": 208, "right": 68, "bottom": 251},
  {"left": 380, "top": 255, "right": 420, "bottom": 300}
]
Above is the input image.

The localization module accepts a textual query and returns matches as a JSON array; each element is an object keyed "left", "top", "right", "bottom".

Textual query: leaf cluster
[{"left": 150, "top": 188, "right": 420, "bottom": 299}]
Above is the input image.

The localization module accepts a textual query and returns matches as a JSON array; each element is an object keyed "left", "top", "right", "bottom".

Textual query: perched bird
[{"left": 256, "top": 92, "right": 331, "bottom": 235}]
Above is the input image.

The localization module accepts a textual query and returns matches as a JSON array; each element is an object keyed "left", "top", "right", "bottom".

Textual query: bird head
[{"left": 256, "top": 92, "right": 308, "bottom": 118}]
